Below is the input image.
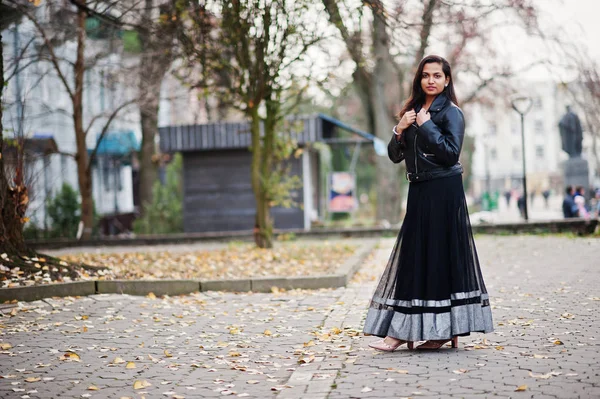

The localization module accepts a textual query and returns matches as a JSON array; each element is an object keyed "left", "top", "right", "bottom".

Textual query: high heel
[
  {"left": 368, "top": 338, "right": 415, "bottom": 352},
  {"left": 416, "top": 336, "right": 458, "bottom": 350}
]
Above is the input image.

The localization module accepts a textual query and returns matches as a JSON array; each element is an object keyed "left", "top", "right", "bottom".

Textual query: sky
[{"left": 544, "top": 0, "right": 600, "bottom": 61}]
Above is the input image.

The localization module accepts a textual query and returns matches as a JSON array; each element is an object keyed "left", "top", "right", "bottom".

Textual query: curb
[
  {"left": 96, "top": 280, "right": 200, "bottom": 296},
  {"left": 0, "top": 240, "right": 378, "bottom": 303},
  {"left": 0, "top": 281, "right": 96, "bottom": 303}
]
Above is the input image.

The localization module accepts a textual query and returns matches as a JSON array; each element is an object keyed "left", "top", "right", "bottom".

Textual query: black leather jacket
[{"left": 388, "top": 92, "right": 465, "bottom": 183}]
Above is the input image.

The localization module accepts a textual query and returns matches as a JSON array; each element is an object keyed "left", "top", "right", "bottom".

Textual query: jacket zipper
[{"left": 413, "top": 125, "right": 418, "bottom": 175}]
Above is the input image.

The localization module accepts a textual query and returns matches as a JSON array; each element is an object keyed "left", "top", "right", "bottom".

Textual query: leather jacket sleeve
[
  {"left": 418, "top": 106, "right": 465, "bottom": 166},
  {"left": 388, "top": 132, "right": 406, "bottom": 164}
]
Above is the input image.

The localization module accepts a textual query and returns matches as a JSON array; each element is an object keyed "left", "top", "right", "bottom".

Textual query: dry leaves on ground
[
  {"left": 1, "top": 242, "right": 357, "bottom": 287},
  {"left": 59, "top": 242, "right": 356, "bottom": 281}
]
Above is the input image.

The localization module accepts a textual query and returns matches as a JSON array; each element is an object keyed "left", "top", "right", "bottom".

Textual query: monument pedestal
[{"left": 562, "top": 157, "right": 589, "bottom": 188}]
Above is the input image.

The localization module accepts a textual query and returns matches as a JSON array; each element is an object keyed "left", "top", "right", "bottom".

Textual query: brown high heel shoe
[
  {"left": 416, "top": 336, "right": 458, "bottom": 350},
  {"left": 368, "top": 337, "right": 415, "bottom": 352}
]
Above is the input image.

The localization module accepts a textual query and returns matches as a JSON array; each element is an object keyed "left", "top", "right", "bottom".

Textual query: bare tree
[
  {"left": 177, "top": 0, "right": 321, "bottom": 248},
  {"left": 5, "top": 0, "right": 137, "bottom": 239},
  {"left": 1, "top": 29, "right": 29, "bottom": 254},
  {"left": 131, "top": 0, "right": 178, "bottom": 215}
]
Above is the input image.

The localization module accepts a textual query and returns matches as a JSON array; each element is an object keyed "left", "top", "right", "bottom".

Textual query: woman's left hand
[{"left": 416, "top": 108, "right": 431, "bottom": 126}]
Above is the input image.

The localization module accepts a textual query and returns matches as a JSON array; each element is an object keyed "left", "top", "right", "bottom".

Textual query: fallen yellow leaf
[
  {"left": 133, "top": 380, "right": 151, "bottom": 389},
  {"left": 88, "top": 385, "right": 99, "bottom": 390},
  {"left": 126, "top": 362, "right": 136, "bottom": 369},
  {"left": 164, "top": 350, "right": 173, "bottom": 358},
  {"left": 60, "top": 352, "right": 81, "bottom": 362},
  {"left": 263, "top": 330, "right": 272, "bottom": 336},
  {"left": 515, "top": 385, "right": 528, "bottom": 392},
  {"left": 25, "top": 377, "right": 41, "bottom": 382},
  {"left": 0, "top": 343, "right": 12, "bottom": 350},
  {"left": 147, "top": 292, "right": 157, "bottom": 299},
  {"left": 112, "top": 357, "right": 126, "bottom": 364},
  {"left": 298, "top": 356, "right": 315, "bottom": 364},
  {"left": 386, "top": 368, "right": 409, "bottom": 374}
]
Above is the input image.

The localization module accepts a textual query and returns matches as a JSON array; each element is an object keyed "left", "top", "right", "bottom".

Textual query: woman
[{"left": 363, "top": 55, "right": 494, "bottom": 350}]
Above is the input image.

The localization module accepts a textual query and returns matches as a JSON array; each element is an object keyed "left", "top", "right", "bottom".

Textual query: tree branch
[
  {"left": 5, "top": 0, "right": 75, "bottom": 100},
  {"left": 86, "top": 98, "right": 137, "bottom": 171}
]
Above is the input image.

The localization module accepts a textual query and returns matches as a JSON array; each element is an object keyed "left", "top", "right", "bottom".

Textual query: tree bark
[
  {"left": 137, "top": 0, "right": 174, "bottom": 214},
  {"left": 0, "top": 31, "right": 28, "bottom": 254},
  {"left": 73, "top": 8, "right": 94, "bottom": 240},
  {"left": 370, "top": 4, "right": 403, "bottom": 225},
  {"left": 249, "top": 106, "right": 272, "bottom": 248}
]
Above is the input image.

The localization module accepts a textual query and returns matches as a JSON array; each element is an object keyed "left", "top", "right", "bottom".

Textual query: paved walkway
[{"left": 1, "top": 236, "right": 599, "bottom": 398}]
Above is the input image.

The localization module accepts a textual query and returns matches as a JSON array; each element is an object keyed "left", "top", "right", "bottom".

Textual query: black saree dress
[{"left": 363, "top": 94, "right": 494, "bottom": 341}]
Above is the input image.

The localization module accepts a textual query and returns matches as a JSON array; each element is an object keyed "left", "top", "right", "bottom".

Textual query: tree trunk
[
  {"left": 0, "top": 31, "right": 29, "bottom": 255},
  {"left": 138, "top": 66, "right": 163, "bottom": 214},
  {"left": 138, "top": 93, "right": 159, "bottom": 212},
  {"left": 249, "top": 107, "right": 272, "bottom": 248},
  {"left": 137, "top": 0, "right": 173, "bottom": 214},
  {"left": 371, "top": 4, "right": 403, "bottom": 225},
  {"left": 73, "top": 9, "right": 94, "bottom": 240}
]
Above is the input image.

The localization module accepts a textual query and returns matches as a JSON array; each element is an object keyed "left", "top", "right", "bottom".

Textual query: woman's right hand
[{"left": 397, "top": 110, "right": 416, "bottom": 131}]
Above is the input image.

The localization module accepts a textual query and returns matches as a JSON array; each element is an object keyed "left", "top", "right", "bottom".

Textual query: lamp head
[{"left": 510, "top": 95, "right": 533, "bottom": 115}]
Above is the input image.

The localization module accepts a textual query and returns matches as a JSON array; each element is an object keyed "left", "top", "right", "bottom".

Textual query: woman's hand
[
  {"left": 397, "top": 110, "right": 416, "bottom": 131},
  {"left": 416, "top": 108, "right": 431, "bottom": 126}
]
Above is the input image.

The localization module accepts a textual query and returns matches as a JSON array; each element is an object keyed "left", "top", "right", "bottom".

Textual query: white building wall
[{"left": 2, "top": 16, "right": 141, "bottom": 225}]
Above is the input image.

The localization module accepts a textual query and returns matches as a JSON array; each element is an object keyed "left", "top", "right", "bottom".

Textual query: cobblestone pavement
[{"left": 1, "top": 236, "right": 599, "bottom": 399}]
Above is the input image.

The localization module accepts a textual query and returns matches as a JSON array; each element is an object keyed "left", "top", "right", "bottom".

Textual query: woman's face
[{"left": 421, "top": 62, "right": 450, "bottom": 97}]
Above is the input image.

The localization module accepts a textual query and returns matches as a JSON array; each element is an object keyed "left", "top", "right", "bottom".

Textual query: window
[
  {"left": 536, "top": 145, "right": 545, "bottom": 159},
  {"left": 534, "top": 97, "right": 543, "bottom": 110},
  {"left": 534, "top": 120, "right": 544, "bottom": 135},
  {"left": 513, "top": 147, "right": 521, "bottom": 160},
  {"left": 511, "top": 123, "right": 519, "bottom": 135},
  {"left": 490, "top": 148, "right": 497, "bottom": 160}
]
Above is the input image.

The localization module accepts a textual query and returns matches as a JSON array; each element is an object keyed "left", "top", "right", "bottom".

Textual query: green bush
[
  {"left": 47, "top": 183, "right": 81, "bottom": 238},
  {"left": 133, "top": 153, "right": 183, "bottom": 235}
]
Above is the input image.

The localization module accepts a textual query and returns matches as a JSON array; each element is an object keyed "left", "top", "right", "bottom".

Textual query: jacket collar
[
  {"left": 417, "top": 92, "right": 449, "bottom": 113},
  {"left": 428, "top": 92, "right": 449, "bottom": 113}
]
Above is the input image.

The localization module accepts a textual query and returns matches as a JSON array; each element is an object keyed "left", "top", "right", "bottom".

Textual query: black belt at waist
[{"left": 406, "top": 165, "right": 463, "bottom": 183}]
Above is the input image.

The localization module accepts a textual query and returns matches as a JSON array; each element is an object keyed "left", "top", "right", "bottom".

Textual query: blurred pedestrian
[
  {"left": 517, "top": 194, "right": 526, "bottom": 219},
  {"left": 364, "top": 55, "right": 493, "bottom": 352},
  {"left": 562, "top": 185, "right": 578, "bottom": 218},
  {"left": 503, "top": 190, "right": 511, "bottom": 207},
  {"left": 542, "top": 189, "right": 550, "bottom": 208}
]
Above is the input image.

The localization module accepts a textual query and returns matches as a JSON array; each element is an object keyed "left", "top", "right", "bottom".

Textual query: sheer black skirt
[{"left": 363, "top": 174, "right": 494, "bottom": 341}]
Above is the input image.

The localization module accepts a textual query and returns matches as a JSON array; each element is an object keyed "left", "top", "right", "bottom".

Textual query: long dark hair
[{"left": 397, "top": 55, "right": 459, "bottom": 119}]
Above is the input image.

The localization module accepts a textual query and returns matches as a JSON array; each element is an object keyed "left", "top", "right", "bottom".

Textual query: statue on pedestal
[
  {"left": 559, "top": 105, "right": 589, "bottom": 190},
  {"left": 558, "top": 105, "right": 583, "bottom": 158}
]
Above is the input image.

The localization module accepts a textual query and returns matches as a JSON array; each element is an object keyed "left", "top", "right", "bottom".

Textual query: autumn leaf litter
[{"left": 1, "top": 241, "right": 357, "bottom": 287}]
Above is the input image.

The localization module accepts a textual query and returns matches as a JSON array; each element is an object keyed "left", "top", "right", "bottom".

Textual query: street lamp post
[{"left": 510, "top": 96, "right": 533, "bottom": 221}]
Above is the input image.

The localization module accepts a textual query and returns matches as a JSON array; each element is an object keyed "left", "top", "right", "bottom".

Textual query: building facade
[
  {"left": 466, "top": 80, "right": 598, "bottom": 201},
  {"left": 1, "top": 7, "right": 208, "bottom": 234}
]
